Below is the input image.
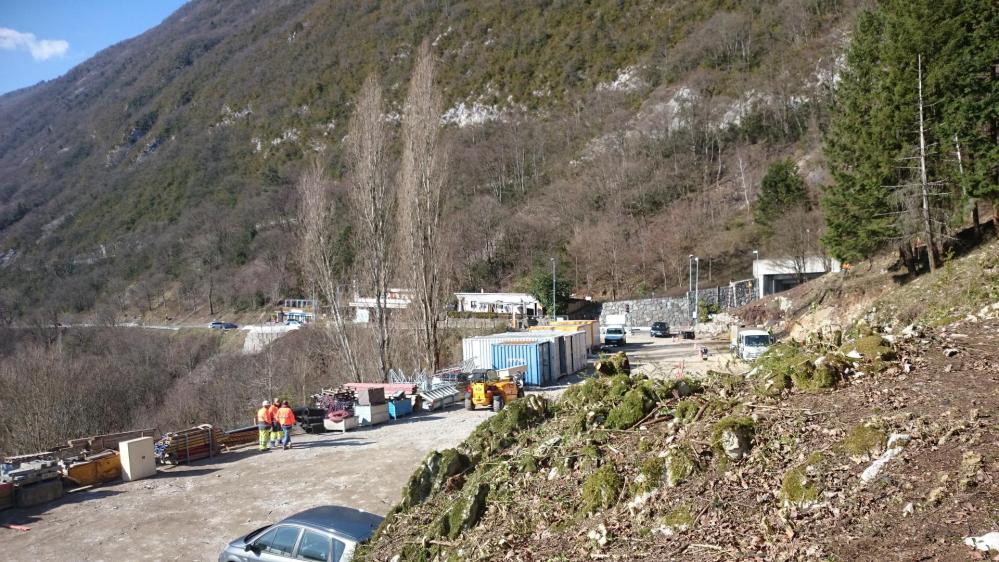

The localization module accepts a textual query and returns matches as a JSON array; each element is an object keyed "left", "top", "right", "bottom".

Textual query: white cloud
[{"left": 0, "top": 27, "right": 69, "bottom": 61}]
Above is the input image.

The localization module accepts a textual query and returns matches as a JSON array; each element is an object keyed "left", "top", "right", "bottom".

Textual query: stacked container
[
  {"left": 491, "top": 341, "right": 553, "bottom": 386},
  {"left": 463, "top": 330, "right": 587, "bottom": 384}
]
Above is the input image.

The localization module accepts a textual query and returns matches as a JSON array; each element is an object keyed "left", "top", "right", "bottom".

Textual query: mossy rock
[
  {"left": 605, "top": 387, "right": 654, "bottom": 429},
  {"left": 837, "top": 424, "right": 886, "bottom": 459},
  {"left": 445, "top": 483, "right": 490, "bottom": 539},
  {"left": 400, "top": 451, "right": 443, "bottom": 509},
  {"left": 790, "top": 356, "right": 843, "bottom": 391},
  {"left": 517, "top": 453, "right": 539, "bottom": 474},
  {"left": 752, "top": 343, "right": 808, "bottom": 396},
  {"left": 674, "top": 400, "right": 699, "bottom": 424},
  {"left": 665, "top": 445, "right": 700, "bottom": 486},
  {"left": 844, "top": 335, "right": 897, "bottom": 362},
  {"left": 707, "top": 370, "right": 746, "bottom": 394},
  {"left": 711, "top": 416, "right": 754, "bottom": 461},
  {"left": 397, "top": 543, "right": 434, "bottom": 562},
  {"left": 607, "top": 352, "right": 632, "bottom": 374},
  {"left": 607, "top": 374, "right": 633, "bottom": 398},
  {"left": 661, "top": 503, "right": 695, "bottom": 530},
  {"left": 672, "top": 377, "right": 704, "bottom": 397},
  {"left": 632, "top": 457, "right": 664, "bottom": 495},
  {"left": 781, "top": 452, "right": 825, "bottom": 507},
  {"left": 562, "top": 378, "right": 610, "bottom": 408},
  {"left": 581, "top": 465, "right": 622, "bottom": 513},
  {"left": 466, "top": 395, "right": 550, "bottom": 456},
  {"left": 579, "top": 443, "right": 602, "bottom": 470},
  {"left": 595, "top": 351, "right": 631, "bottom": 376}
]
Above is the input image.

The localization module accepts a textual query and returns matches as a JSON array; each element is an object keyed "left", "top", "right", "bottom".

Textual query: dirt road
[{"left": 4, "top": 409, "right": 492, "bottom": 561}]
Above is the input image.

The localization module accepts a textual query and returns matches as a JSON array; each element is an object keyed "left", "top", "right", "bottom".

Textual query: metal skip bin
[{"left": 491, "top": 341, "right": 552, "bottom": 386}]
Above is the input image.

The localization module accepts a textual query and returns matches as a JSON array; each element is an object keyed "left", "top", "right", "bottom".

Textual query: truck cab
[{"left": 734, "top": 329, "right": 772, "bottom": 361}]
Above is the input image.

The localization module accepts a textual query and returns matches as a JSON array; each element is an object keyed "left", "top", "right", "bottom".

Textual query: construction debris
[{"left": 154, "top": 425, "right": 223, "bottom": 464}]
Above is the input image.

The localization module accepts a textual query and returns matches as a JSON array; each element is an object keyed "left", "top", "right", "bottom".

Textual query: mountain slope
[{"left": 0, "top": 0, "right": 861, "bottom": 321}]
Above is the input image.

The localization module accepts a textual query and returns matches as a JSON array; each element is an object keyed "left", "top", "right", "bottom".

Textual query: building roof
[
  {"left": 752, "top": 257, "right": 841, "bottom": 277},
  {"left": 454, "top": 291, "right": 538, "bottom": 300}
]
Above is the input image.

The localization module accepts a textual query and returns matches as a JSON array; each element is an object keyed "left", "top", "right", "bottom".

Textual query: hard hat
[{"left": 262, "top": 400, "right": 271, "bottom": 406}]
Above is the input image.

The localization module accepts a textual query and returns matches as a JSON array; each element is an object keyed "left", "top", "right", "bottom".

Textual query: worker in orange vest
[
  {"left": 276, "top": 400, "right": 297, "bottom": 450},
  {"left": 268, "top": 398, "right": 281, "bottom": 448},
  {"left": 256, "top": 400, "right": 273, "bottom": 451}
]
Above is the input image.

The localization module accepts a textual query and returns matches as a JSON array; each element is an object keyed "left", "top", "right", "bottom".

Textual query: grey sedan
[{"left": 219, "top": 506, "right": 382, "bottom": 562}]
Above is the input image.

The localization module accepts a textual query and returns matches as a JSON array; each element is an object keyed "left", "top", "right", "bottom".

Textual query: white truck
[
  {"left": 730, "top": 327, "right": 773, "bottom": 361},
  {"left": 601, "top": 313, "right": 629, "bottom": 346}
]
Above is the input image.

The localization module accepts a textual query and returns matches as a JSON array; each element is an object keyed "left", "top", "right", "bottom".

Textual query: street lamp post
[
  {"left": 550, "top": 257, "right": 556, "bottom": 321},
  {"left": 688, "top": 254, "right": 694, "bottom": 326},
  {"left": 752, "top": 250, "right": 761, "bottom": 299},
  {"left": 694, "top": 256, "right": 700, "bottom": 326}
]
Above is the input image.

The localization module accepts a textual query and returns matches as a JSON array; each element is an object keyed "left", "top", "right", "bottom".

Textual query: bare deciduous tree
[
  {"left": 398, "top": 40, "right": 452, "bottom": 371},
  {"left": 347, "top": 74, "right": 395, "bottom": 380},
  {"left": 297, "top": 162, "right": 361, "bottom": 382}
]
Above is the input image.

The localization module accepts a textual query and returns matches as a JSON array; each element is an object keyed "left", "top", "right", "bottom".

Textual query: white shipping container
[
  {"left": 531, "top": 330, "right": 587, "bottom": 375},
  {"left": 463, "top": 332, "right": 564, "bottom": 376}
]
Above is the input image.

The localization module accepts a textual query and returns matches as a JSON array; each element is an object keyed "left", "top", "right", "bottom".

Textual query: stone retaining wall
[{"left": 597, "top": 279, "right": 756, "bottom": 328}]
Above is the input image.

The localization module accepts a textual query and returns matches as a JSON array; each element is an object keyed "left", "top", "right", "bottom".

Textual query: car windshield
[
  {"left": 607, "top": 328, "right": 624, "bottom": 335},
  {"left": 652, "top": 323, "right": 665, "bottom": 328},
  {"left": 744, "top": 335, "right": 771, "bottom": 347}
]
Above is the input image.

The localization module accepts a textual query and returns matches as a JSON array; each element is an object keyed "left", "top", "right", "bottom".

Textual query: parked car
[
  {"left": 650, "top": 322, "right": 670, "bottom": 338},
  {"left": 219, "top": 505, "right": 382, "bottom": 562},
  {"left": 285, "top": 319, "right": 303, "bottom": 327},
  {"left": 604, "top": 326, "right": 627, "bottom": 346},
  {"left": 210, "top": 321, "right": 239, "bottom": 330}
]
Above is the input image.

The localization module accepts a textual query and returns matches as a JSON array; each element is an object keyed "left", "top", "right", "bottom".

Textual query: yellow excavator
[{"left": 464, "top": 366, "right": 526, "bottom": 412}]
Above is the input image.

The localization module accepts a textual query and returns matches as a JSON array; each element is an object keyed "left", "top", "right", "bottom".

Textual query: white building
[
  {"left": 349, "top": 288, "right": 413, "bottom": 323},
  {"left": 752, "top": 257, "right": 841, "bottom": 298},
  {"left": 454, "top": 291, "right": 542, "bottom": 316}
]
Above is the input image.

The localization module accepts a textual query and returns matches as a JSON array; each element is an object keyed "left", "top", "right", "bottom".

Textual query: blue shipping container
[{"left": 492, "top": 341, "right": 553, "bottom": 386}]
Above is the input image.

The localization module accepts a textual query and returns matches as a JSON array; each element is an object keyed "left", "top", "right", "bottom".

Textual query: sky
[{"left": 0, "top": 0, "right": 188, "bottom": 95}]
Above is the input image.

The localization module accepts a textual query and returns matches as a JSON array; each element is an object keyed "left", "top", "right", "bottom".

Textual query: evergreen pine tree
[
  {"left": 821, "top": 11, "right": 898, "bottom": 263},
  {"left": 753, "top": 159, "right": 809, "bottom": 233}
]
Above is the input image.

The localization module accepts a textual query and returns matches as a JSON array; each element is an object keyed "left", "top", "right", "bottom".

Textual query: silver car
[{"left": 219, "top": 506, "right": 382, "bottom": 562}]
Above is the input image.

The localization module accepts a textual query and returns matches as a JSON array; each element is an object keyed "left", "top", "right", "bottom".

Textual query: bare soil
[{"left": 2, "top": 408, "right": 493, "bottom": 561}]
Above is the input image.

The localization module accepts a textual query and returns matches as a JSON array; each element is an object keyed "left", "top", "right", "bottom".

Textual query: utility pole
[
  {"left": 917, "top": 54, "right": 936, "bottom": 272},
  {"left": 550, "top": 257, "right": 556, "bottom": 321}
]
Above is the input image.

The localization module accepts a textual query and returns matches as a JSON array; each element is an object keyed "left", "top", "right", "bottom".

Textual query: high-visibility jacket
[
  {"left": 276, "top": 406, "right": 296, "bottom": 426},
  {"left": 268, "top": 404, "right": 279, "bottom": 423},
  {"left": 256, "top": 407, "right": 272, "bottom": 424}
]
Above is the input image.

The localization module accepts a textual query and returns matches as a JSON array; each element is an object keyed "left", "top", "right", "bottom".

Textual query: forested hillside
[{"left": 0, "top": 0, "right": 886, "bottom": 322}]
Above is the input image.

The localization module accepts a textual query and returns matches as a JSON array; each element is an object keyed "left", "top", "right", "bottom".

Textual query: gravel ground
[
  {"left": 3, "top": 408, "right": 493, "bottom": 561},
  {"left": 618, "top": 331, "right": 740, "bottom": 378}
]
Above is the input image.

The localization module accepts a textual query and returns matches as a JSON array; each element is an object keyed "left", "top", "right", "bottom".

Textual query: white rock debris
[
  {"left": 964, "top": 532, "right": 999, "bottom": 552},
  {"left": 860, "top": 433, "right": 910, "bottom": 484},
  {"left": 597, "top": 66, "right": 647, "bottom": 93},
  {"left": 441, "top": 102, "right": 502, "bottom": 127}
]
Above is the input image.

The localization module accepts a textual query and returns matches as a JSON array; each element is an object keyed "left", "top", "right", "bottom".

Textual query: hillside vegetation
[{"left": 0, "top": 0, "right": 861, "bottom": 322}]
